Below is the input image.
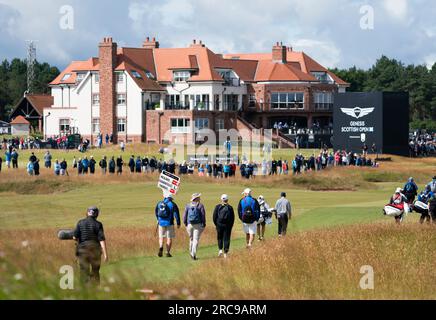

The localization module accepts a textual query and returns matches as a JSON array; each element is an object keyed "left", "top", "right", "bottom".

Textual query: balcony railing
[
  {"left": 223, "top": 103, "right": 239, "bottom": 111},
  {"left": 165, "top": 103, "right": 190, "bottom": 110},
  {"left": 223, "top": 77, "right": 240, "bottom": 87},
  {"left": 314, "top": 103, "right": 333, "bottom": 111}
]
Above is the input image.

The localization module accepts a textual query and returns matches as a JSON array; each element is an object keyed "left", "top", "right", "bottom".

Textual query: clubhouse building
[{"left": 44, "top": 37, "right": 348, "bottom": 146}]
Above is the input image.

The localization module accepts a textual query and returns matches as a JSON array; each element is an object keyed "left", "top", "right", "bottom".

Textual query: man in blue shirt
[{"left": 155, "top": 194, "right": 181, "bottom": 257}]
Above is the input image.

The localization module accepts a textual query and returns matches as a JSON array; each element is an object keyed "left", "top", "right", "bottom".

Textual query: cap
[
  {"left": 242, "top": 188, "right": 252, "bottom": 195},
  {"left": 87, "top": 206, "right": 99, "bottom": 217},
  {"left": 221, "top": 194, "right": 229, "bottom": 201},
  {"left": 281, "top": 192, "right": 287, "bottom": 197},
  {"left": 191, "top": 193, "right": 201, "bottom": 201},
  {"left": 395, "top": 188, "right": 402, "bottom": 194}
]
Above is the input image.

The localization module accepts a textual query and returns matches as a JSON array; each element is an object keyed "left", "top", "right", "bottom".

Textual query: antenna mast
[{"left": 26, "top": 40, "right": 37, "bottom": 94}]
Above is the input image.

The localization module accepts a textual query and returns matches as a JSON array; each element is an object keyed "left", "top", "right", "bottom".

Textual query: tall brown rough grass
[{"left": 158, "top": 223, "right": 436, "bottom": 300}]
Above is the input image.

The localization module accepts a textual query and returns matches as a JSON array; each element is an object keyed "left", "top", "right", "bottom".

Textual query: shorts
[
  {"left": 159, "top": 225, "right": 176, "bottom": 239},
  {"left": 243, "top": 222, "right": 257, "bottom": 235}
]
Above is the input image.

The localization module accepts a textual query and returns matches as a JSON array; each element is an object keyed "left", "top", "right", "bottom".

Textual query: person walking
[
  {"left": 0, "top": 156, "right": 2, "bottom": 173},
  {"left": 257, "top": 195, "right": 271, "bottom": 241},
  {"left": 116, "top": 156, "right": 123, "bottom": 175},
  {"left": 275, "top": 192, "right": 292, "bottom": 236},
  {"left": 26, "top": 160, "right": 34, "bottom": 175},
  {"left": 73, "top": 206, "right": 108, "bottom": 285},
  {"left": 237, "top": 188, "right": 260, "bottom": 249},
  {"left": 44, "top": 151, "right": 52, "bottom": 169},
  {"left": 183, "top": 193, "right": 206, "bottom": 260},
  {"left": 5, "top": 150, "right": 11, "bottom": 169},
  {"left": 155, "top": 194, "right": 181, "bottom": 258},
  {"left": 60, "top": 158, "right": 68, "bottom": 176},
  {"left": 128, "top": 155, "right": 135, "bottom": 173},
  {"left": 11, "top": 149, "right": 18, "bottom": 169},
  {"left": 213, "top": 194, "right": 235, "bottom": 258},
  {"left": 109, "top": 156, "right": 116, "bottom": 174},
  {"left": 33, "top": 158, "right": 40, "bottom": 176},
  {"left": 99, "top": 156, "right": 108, "bottom": 174},
  {"left": 403, "top": 177, "right": 418, "bottom": 204},
  {"left": 89, "top": 156, "right": 96, "bottom": 174},
  {"left": 54, "top": 159, "right": 61, "bottom": 176}
]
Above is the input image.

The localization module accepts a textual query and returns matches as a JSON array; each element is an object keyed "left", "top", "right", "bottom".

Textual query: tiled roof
[
  {"left": 10, "top": 115, "right": 30, "bottom": 124},
  {"left": 25, "top": 94, "right": 54, "bottom": 115}
]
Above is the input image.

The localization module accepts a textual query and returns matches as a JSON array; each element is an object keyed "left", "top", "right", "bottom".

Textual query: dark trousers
[
  {"left": 77, "top": 245, "right": 101, "bottom": 285},
  {"left": 12, "top": 160, "right": 18, "bottom": 168},
  {"left": 278, "top": 215, "right": 289, "bottom": 235},
  {"left": 404, "top": 192, "right": 415, "bottom": 203},
  {"left": 430, "top": 203, "right": 436, "bottom": 223},
  {"left": 216, "top": 225, "right": 232, "bottom": 253}
]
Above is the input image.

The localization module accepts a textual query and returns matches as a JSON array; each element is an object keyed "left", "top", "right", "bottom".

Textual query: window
[
  {"left": 166, "top": 95, "right": 182, "bottom": 109},
  {"left": 117, "top": 94, "right": 126, "bottom": 105},
  {"left": 216, "top": 118, "right": 225, "bottom": 131},
  {"left": 92, "top": 94, "right": 100, "bottom": 106},
  {"left": 145, "top": 70, "right": 155, "bottom": 79},
  {"left": 59, "top": 119, "right": 70, "bottom": 133},
  {"left": 116, "top": 73, "right": 124, "bottom": 83},
  {"left": 61, "top": 73, "right": 71, "bottom": 81},
  {"left": 117, "top": 118, "right": 126, "bottom": 133},
  {"left": 218, "top": 69, "right": 240, "bottom": 86},
  {"left": 94, "top": 73, "right": 99, "bottom": 83},
  {"left": 311, "top": 72, "right": 332, "bottom": 84},
  {"left": 249, "top": 94, "right": 256, "bottom": 108},
  {"left": 76, "top": 73, "right": 85, "bottom": 82},
  {"left": 171, "top": 118, "right": 190, "bottom": 133},
  {"left": 173, "top": 71, "right": 190, "bottom": 82},
  {"left": 271, "top": 92, "right": 304, "bottom": 109},
  {"left": 131, "top": 70, "right": 142, "bottom": 79},
  {"left": 195, "top": 118, "right": 209, "bottom": 132},
  {"left": 92, "top": 118, "right": 100, "bottom": 133},
  {"left": 314, "top": 92, "right": 333, "bottom": 110},
  {"left": 223, "top": 94, "right": 239, "bottom": 111}
]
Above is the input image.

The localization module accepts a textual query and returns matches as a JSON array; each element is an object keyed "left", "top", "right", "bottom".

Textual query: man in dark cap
[
  {"left": 274, "top": 192, "right": 292, "bottom": 236},
  {"left": 73, "top": 206, "right": 108, "bottom": 285}
]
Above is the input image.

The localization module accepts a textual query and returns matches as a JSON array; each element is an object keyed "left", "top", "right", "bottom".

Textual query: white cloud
[
  {"left": 383, "top": 0, "right": 408, "bottom": 20},
  {"left": 424, "top": 54, "right": 436, "bottom": 69},
  {"left": 293, "top": 39, "right": 342, "bottom": 68}
]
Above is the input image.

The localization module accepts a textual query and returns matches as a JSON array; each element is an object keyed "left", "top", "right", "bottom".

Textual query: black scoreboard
[{"left": 333, "top": 92, "right": 409, "bottom": 156}]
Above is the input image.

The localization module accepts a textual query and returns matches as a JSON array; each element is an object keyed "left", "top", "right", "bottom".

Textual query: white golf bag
[
  {"left": 413, "top": 200, "right": 429, "bottom": 215},
  {"left": 383, "top": 204, "right": 409, "bottom": 217}
]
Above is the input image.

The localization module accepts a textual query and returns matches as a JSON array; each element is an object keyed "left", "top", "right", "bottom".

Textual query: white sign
[{"left": 158, "top": 171, "right": 181, "bottom": 196}]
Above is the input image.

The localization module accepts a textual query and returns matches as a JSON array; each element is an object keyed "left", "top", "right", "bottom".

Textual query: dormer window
[
  {"left": 61, "top": 73, "right": 72, "bottom": 81},
  {"left": 131, "top": 70, "right": 142, "bottom": 79},
  {"left": 217, "top": 69, "right": 240, "bottom": 87},
  {"left": 116, "top": 73, "right": 124, "bottom": 83},
  {"left": 76, "top": 73, "right": 85, "bottom": 82},
  {"left": 311, "top": 72, "right": 333, "bottom": 84},
  {"left": 173, "top": 71, "right": 190, "bottom": 82},
  {"left": 145, "top": 70, "right": 155, "bottom": 80}
]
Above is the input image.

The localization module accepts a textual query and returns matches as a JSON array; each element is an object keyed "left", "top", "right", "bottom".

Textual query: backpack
[
  {"left": 217, "top": 205, "right": 231, "bottom": 225},
  {"left": 188, "top": 205, "right": 202, "bottom": 225},
  {"left": 157, "top": 201, "right": 171, "bottom": 219},
  {"left": 241, "top": 198, "right": 255, "bottom": 224}
]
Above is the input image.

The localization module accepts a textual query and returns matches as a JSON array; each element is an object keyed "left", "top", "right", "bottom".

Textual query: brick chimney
[
  {"left": 190, "top": 39, "right": 206, "bottom": 48},
  {"left": 272, "top": 42, "right": 287, "bottom": 64},
  {"left": 142, "top": 37, "right": 160, "bottom": 49},
  {"left": 99, "top": 37, "right": 117, "bottom": 142}
]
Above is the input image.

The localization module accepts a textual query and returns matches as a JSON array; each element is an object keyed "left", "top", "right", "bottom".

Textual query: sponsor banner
[{"left": 333, "top": 92, "right": 383, "bottom": 153}]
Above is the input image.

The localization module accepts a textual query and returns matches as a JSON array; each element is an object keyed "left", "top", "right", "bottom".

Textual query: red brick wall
[{"left": 99, "top": 38, "right": 117, "bottom": 143}]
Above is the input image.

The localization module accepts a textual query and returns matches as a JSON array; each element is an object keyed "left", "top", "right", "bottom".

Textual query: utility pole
[{"left": 25, "top": 40, "right": 37, "bottom": 95}]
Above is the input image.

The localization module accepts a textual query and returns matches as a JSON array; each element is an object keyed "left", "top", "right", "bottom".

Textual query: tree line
[
  {"left": 0, "top": 59, "right": 60, "bottom": 121},
  {"left": 330, "top": 56, "right": 436, "bottom": 130}
]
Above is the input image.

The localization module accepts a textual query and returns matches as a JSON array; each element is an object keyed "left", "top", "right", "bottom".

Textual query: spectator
[
  {"left": 183, "top": 193, "right": 206, "bottom": 260},
  {"left": 237, "top": 188, "right": 260, "bottom": 249},
  {"left": 213, "top": 194, "right": 235, "bottom": 258},
  {"left": 275, "top": 192, "right": 292, "bottom": 237}
]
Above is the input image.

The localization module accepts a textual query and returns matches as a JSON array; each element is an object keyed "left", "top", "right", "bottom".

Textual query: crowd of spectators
[{"left": 409, "top": 131, "right": 436, "bottom": 157}]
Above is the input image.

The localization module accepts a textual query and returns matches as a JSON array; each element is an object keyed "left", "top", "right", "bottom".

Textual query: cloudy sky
[{"left": 1, "top": 0, "right": 435, "bottom": 70}]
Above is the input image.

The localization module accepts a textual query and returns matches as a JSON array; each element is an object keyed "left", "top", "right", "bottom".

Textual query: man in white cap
[
  {"left": 238, "top": 188, "right": 260, "bottom": 248},
  {"left": 389, "top": 187, "right": 408, "bottom": 224},
  {"left": 183, "top": 193, "right": 206, "bottom": 260},
  {"left": 155, "top": 193, "right": 181, "bottom": 258},
  {"left": 213, "top": 194, "right": 235, "bottom": 258}
]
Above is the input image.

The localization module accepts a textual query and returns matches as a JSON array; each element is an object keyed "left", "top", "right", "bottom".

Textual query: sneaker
[
  {"left": 224, "top": 253, "right": 228, "bottom": 259},
  {"left": 218, "top": 250, "right": 223, "bottom": 257},
  {"left": 158, "top": 248, "right": 163, "bottom": 257},
  {"left": 166, "top": 252, "right": 172, "bottom": 258},
  {"left": 191, "top": 255, "right": 197, "bottom": 260}
]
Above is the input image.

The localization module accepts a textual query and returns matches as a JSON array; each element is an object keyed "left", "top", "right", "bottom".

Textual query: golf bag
[
  {"left": 57, "top": 229, "right": 75, "bottom": 240},
  {"left": 383, "top": 204, "right": 406, "bottom": 217},
  {"left": 413, "top": 201, "right": 429, "bottom": 215}
]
